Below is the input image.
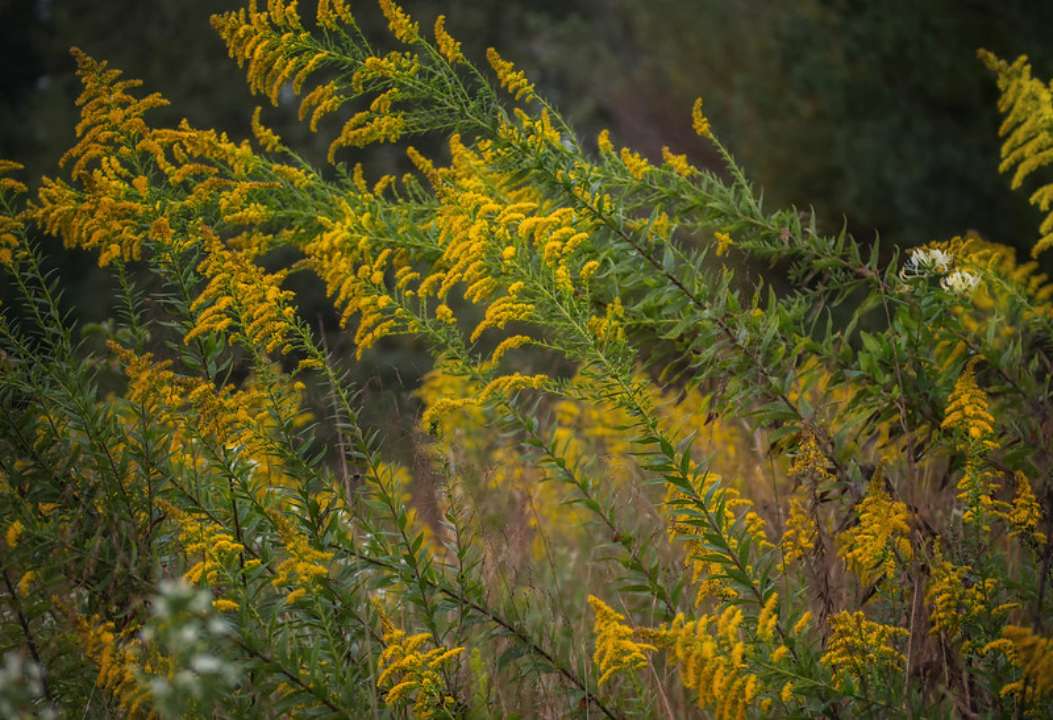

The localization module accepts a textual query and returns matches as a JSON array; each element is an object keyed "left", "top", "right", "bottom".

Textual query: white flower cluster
[
  {"left": 940, "top": 270, "right": 980, "bottom": 295},
  {"left": 901, "top": 247, "right": 980, "bottom": 296},
  {"left": 901, "top": 247, "right": 952, "bottom": 277},
  {"left": 142, "top": 580, "right": 239, "bottom": 719}
]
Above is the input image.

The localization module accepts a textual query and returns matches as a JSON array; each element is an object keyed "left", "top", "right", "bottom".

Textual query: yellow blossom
[
  {"left": 5, "top": 519, "right": 23, "bottom": 548},
  {"left": 820, "top": 611, "right": 909, "bottom": 690},
  {"left": 378, "top": 0, "right": 419, "bottom": 43},
  {"left": 587, "top": 595, "right": 656, "bottom": 686},
  {"left": 486, "top": 48, "right": 534, "bottom": 102},
  {"left": 433, "top": 16, "right": 464, "bottom": 64},
  {"left": 692, "top": 97, "right": 712, "bottom": 138},
  {"left": 837, "top": 481, "right": 912, "bottom": 586}
]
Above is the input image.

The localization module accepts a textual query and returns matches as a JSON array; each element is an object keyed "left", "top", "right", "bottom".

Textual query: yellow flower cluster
[
  {"left": 5, "top": 519, "right": 24, "bottom": 548},
  {"left": 378, "top": 0, "right": 419, "bottom": 44},
  {"left": 942, "top": 360, "right": 996, "bottom": 444},
  {"left": 780, "top": 490, "right": 817, "bottom": 566},
  {"left": 836, "top": 481, "right": 912, "bottom": 587},
  {"left": 664, "top": 470, "right": 770, "bottom": 605},
  {"left": 983, "top": 625, "right": 1053, "bottom": 708},
  {"left": 433, "top": 16, "right": 465, "bottom": 65},
  {"left": 661, "top": 146, "right": 696, "bottom": 177},
  {"left": 158, "top": 500, "right": 243, "bottom": 586},
  {"left": 1004, "top": 472, "right": 1046, "bottom": 545},
  {"left": 271, "top": 515, "right": 333, "bottom": 604},
  {"left": 925, "top": 551, "right": 1001, "bottom": 651},
  {"left": 186, "top": 229, "right": 297, "bottom": 354},
  {"left": 788, "top": 431, "right": 835, "bottom": 483},
  {"left": 650, "top": 608, "right": 761, "bottom": 718},
  {"left": 586, "top": 595, "right": 657, "bottom": 686},
  {"left": 820, "top": 611, "right": 909, "bottom": 690},
  {"left": 978, "top": 51, "right": 1053, "bottom": 258},
  {"left": 0, "top": 160, "right": 26, "bottom": 265},
  {"left": 74, "top": 613, "right": 153, "bottom": 717},
  {"left": 692, "top": 97, "right": 712, "bottom": 138},
  {"left": 301, "top": 201, "right": 407, "bottom": 358},
  {"left": 375, "top": 609, "right": 464, "bottom": 718},
  {"left": 486, "top": 48, "right": 535, "bottom": 102}
]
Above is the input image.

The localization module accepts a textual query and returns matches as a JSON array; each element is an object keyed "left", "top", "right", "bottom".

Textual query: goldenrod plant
[{"left": 1, "top": 1, "right": 1052, "bottom": 717}]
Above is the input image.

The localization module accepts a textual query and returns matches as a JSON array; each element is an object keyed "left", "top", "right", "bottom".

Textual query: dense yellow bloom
[
  {"left": 159, "top": 500, "right": 243, "bottom": 586},
  {"left": 714, "top": 230, "right": 734, "bottom": 256},
  {"left": 0, "top": 160, "right": 25, "bottom": 265},
  {"left": 271, "top": 515, "right": 333, "bottom": 602},
  {"left": 587, "top": 595, "right": 657, "bottom": 686},
  {"left": 837, "top": 481, "right": 912, "bottom": 586},
  {"left": 756, "top": 592, "right": 780, "bottom": 642},
  {"left": 648, "top": 609, "right": 761, "bottom": 718},
  {"left": 375, "top": 607, "right": 464, "bottom": 718},
  {"left": 250, "top": 106, "right": 283, "bottom": 152},
  {"left": 820, "top": 611, "right": 909, "bottom": 690},
  {"left": 661, "top": 145, "right": 695, "bottom": 177},
  {"left": 1005, "top": 471, "right": 1046, "bottom": 544},
  {"left": 315, "top": 0, "right": 354, "bottom": 28},
  {"left": 5, "top": 519, "right": 23, "bottom": 548},
  {"left": 788, "top": 431, "right": 834, "bottom": 483},
  {"left": 692, "top": 97, "right": 712, "bottom": 138},
  {"left": 926, "top": 550, "right": 1000, "bottom": 651},
  {"left": 186, "top": 229, "right": 297, "bottom": 354},
  {"left": 16, "top": 570, "right": 36, "bottom": 596},
  {"left": 619, "top": 147, "right": 652, "bottom": 180},
  {"left": 378, "top": 0, "right": 419, "bottom": 43},
  {"left": 212, "top": 598, "right": 241, "bottom": 613},
  {"left": 486, "top": 48, "right": 535, "bottom": 102},
  {"left": 74, "top": 613, "right": 153, "bottom": 717},
  {"left": 942, "top": 360, "right": 996, "bottom": 443},
  {"left": 780, "top": 490, "right": 817, "bottom": 566},
  {"left": 983, "top": 625, "right": 1053, "bottom": 708},
  {"left": 597, "top": 129, "right": 614, "bottom": 155},
  {"left": 433, "top": 16, "right": 464, "bottom": 64},
  {"left": 978, "top": 51, "right": 1053, "bottom": 258}
]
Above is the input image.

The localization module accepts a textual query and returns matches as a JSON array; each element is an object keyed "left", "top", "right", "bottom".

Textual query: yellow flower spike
[
  {"left": 434, "top": 303, "right": 456, "bottom": 324},
  {"left": 836, "top": 481, "right": 912, "bottom": 586},
  {"left": 597, "top": 129, "right": 614, "bottom": 155},
  {"left": 251, "top": 107, "right": 282, "bottom": 152},
  {"left": 661, "top": 145, "right": 695, "bottom": 176},
  {"left": 1006, "top": 472, "right": 1046, "bottom": 544},
  {"left": 17, "top": 570, "right": 36, "bottom": 596},
  {"left": 479, "top": 373, "right": 547, "bottom": 402},
  {"left": 374, "top": 604, "right": 464, "bottom": 716},
  {"left": 714, "top": 230, "right": 734, "bottom": 256},
  {"left": 433, "top": 16, "right": 464, "bottom": 65},
  {"left": 212, "top": 598, "right": 240, "bottom": 613},
  {"left": 780, "top": 490, "right": 817, "bottom": 566},
  {"left": 316, "top": 0, "right": 354, "bottom": 29},
  {"left": 692, "top": 97, "right": 712, "bottom": 138},
  {"left": 791, "top": 611, "right": 812, "bottom": 636},
  {"left": 378, "top": 0, "right": 419, "bottom": 43},
  {"left": 756, "top": 592, "right": 779, "bottom": 642},
  {"left": 820, "top": 611, "right": 909, "bottom": 690},
  {"left": 158, "top": 500, "right": 243, "bottom": 587},
  {"left": 487, "top": 334, "right": 532, "bottom": 368},
  {"left": 486, "top": 48, "right": 535, "bottom": 103},
  {"left": 942, "top": 359, "right": 996, "bottom": 444},
  {"left": 619, "top": 147, "right": 651, "bottom": 180},
  {"left": 978, "top": 51, "right": 1053, "bottom": 258},
  {"left": 5, "top": 519, "right": 24, "bottom": 548},
  {"left": 586, "top": 595, "right": 656, "bottom": 687},
  {"left": 981, "top": 625, "right": 1053, "bottom": 707},
  {"left": 926, "top": 548, "right": 996, "bottom": 644}
]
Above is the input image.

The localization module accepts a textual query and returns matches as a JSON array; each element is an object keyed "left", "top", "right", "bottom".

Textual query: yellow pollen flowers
[
  {"left": 692, "top": 97, "right": 712, "bottom": 138},
  {"left": 587, "top": 595, "right": 656, "bottom": 686},
  {"left": 486, "top": 48, "right": 535, "bottom": 102},
  {"left": 942, "top": 360, "right": 996, "bottom": 443},
  {"left": 820, "top": 611, "right": 909, "bottom": 690}
]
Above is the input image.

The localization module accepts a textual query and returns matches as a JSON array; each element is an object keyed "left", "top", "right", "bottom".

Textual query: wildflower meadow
[{"left": 1, "top": 1, "right": 1052, "bottom": 717}]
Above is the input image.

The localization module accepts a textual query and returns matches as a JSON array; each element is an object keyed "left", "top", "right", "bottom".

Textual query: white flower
[
  {"left": 941, "top": 270, "right": 980, "bottom": 295},
  {"left": 902, "top": 247, "right": 953, "bottom": 277}
]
